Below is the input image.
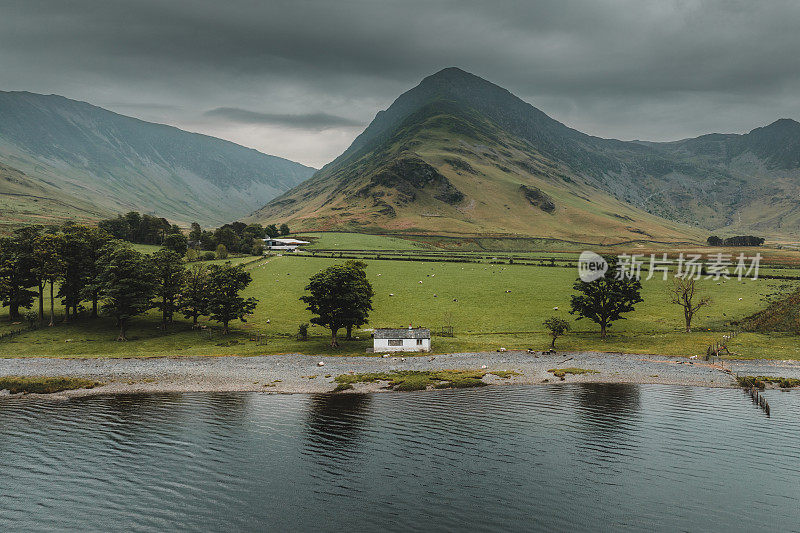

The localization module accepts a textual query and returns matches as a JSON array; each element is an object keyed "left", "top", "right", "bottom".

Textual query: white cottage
[
  {"left": 262, "top": 238, "right": 310, "bottom": 252},
  {"left": 373, "top": 327, "right": 431, "bottom": 352}
]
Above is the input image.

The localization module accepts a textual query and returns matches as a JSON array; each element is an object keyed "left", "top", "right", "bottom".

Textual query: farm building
[
  {"left": 263, "top": 238, "right": 310, "bottom": 251},
  {"left": 373, "top": 327, "right": 431, "bottom": 352}
]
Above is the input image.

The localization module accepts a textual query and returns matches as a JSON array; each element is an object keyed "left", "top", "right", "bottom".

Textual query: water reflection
[
  {"left": 203, "top": 392, "right": 250, "bottom": 426},
  {"left": 573, "top": 383, "right": 642, "bottom": 463},
  {"left": 303, "top": 393, "right": 373, "bottom": 462}
]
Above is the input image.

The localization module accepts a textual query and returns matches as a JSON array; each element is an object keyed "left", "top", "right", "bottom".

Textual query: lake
[{"left": 1, "top": 385, "right": 798, "bottom": 532}]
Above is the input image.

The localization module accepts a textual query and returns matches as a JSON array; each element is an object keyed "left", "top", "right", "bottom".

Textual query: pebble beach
[{"left": 2, "top": 351, "right": 800, "bottom": 397}]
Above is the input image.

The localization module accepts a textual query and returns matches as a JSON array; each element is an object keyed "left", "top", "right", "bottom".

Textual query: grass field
[
  {"left": 2, "top": 242, "right": 799, "bottom": 359},
  {"left": 296, "top": 232, "right": 434, "bottom": 250}
]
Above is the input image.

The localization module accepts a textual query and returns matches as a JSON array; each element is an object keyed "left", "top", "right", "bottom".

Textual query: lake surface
[{"left": 1, "top": 385, "right": 798, "bottom": 532}]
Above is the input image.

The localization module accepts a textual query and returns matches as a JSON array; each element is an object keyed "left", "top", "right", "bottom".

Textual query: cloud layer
[
  {"left": 1, "top": 0, "right": 799, "bottom": 166},
  {"left": 204, "top": 108, "right": 363, "bottom": 129}
]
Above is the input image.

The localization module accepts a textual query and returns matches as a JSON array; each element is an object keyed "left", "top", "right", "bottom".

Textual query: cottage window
[
  {"left": 388, "top": 339, "right": 403, "bottom": 346},
  {"left": 416, "top": 339, "right": 423, "bottom": 346}
]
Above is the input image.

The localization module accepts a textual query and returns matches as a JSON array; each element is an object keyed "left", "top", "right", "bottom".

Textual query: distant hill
[
  {"left": 251, "top": 67, "right": 800, "bottom": 242},
  {"left": 0, "top": 91, "right": 315, "bottom": 227}
]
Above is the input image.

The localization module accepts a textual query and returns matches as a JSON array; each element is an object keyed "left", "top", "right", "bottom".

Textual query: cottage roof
[
  {"left": 374, "top": 328, "right": 431, "bottom": 339},
  {"left": 263, "top": 238, "right": 310, "bottom": 245}
]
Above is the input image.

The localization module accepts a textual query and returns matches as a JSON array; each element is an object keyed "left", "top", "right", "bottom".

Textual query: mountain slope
[
  {"left": 0, "top": 91, "right": 315, "bottom": 226},
  {"left": 252, "top": 68, "right": 800, "bottom": 241},
  {"left": 0, "top": 161, "right": 107, "bottom": 231}
]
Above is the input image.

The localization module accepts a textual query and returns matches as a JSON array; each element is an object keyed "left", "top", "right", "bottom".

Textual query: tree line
[
  {"left": 706, "top": 235, "right": 765, "bottom": 247},
  {"left": 98, "top": 211, "right": 290, "bottom": 257},
  {"left": 0, "top": 223, "right": 257, "bottom": 339}
]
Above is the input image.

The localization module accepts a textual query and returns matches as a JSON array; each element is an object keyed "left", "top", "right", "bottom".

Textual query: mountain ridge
[
  {"left": 253, "top": 67, "right": 800, "bottom": 240},
  {"left": 0, "top": 91, "right": 315, "bottom": 227}
]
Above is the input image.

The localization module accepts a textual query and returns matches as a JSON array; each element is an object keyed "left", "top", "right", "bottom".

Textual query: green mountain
[
  {"left": 252, "top": 67, "right": 800, "bottom": 243},
  {"left": 0, "top": 91, "right": 315, "bottom": 227}
]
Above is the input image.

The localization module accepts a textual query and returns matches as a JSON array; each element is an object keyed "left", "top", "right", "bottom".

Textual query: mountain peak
[
  {"left": 752, "top": 118, "right": 800, "bottom": 135},
  {"left": 417, "top": 67, "right": 507, "bottom": 96},
  {"left": 425, "top": 66, "right": 478, "bottom": 81}
]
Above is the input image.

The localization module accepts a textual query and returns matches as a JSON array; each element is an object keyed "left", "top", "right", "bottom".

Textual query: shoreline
[{"left": 2, "top": 351, "right": 800, "bottom": 398}]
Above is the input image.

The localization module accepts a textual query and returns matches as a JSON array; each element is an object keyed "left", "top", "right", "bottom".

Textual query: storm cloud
[
  {"left": 204, "top": 108, "right": 363, "bottom": 129},
  {"left": 1, "top": 0, "right": 799, "bottom": 166}
]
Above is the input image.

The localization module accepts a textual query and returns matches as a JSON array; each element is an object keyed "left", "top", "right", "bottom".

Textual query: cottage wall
[{"left": 374, "top": 337, "right": 431, "bottom": 352}]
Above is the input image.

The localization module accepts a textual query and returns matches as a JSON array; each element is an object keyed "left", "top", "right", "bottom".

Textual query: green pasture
[
  {"left": 296, "top": 232, "right": 433, "bottom": 250},
  {"left": 1, "top": 251, "right": 798, "bottom": 359}
]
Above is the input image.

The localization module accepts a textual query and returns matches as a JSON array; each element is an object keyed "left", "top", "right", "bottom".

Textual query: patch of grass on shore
[
  {"left": 334, "top": 370, "right": 488, "bottom": 392},
  {"left": 548, "top": 367, "right": 599, "bottom": 380},
  {"left": 735, "top": 375, "right": 800, "bottom": 389},
  {"left": 0, "top": 376, "right": 101, "bottom": 394}
]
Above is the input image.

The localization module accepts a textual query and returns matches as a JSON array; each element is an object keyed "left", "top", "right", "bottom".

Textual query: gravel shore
[{"left": 3, "top": 351, "right": 800, "bottom": 397}]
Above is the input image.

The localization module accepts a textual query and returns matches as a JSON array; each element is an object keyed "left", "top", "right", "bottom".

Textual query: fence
[{"left": 433, "top": 326, "right": 454, "bottom": 337}]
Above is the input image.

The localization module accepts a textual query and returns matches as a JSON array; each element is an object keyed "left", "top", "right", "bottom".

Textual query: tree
[
  {"left": 244, "top": 223, "right": 266, "bottom": 240},
  {"left": 205, "top": 263, "right": 257, "bottom": 334},
  {"left": 0, "top": 235, "right": 37, "bottom": 321},
  {"left": 669, "top": 277, "right": 710, "bottom": 333},
  {"left": 214, "top": 226, "right": 240, "bottom": 253},
  {"left": 706, "top": 235, "right": 723, "bottom": 246},
  {"left": 200, "top": 231, "right": 217, "bottom": 251},
  {"left": 189, "top": 222, "right": 203, "bottom": 244},
  {"left": 33, "top": 233, "right": 65, "bottom": 326},
  {"left": 300, "top": 262, "right": 375, "bottom": 347},
  {"left": 570, "top": 256, "right": 643, "bottom": 338},
  {"left": 124, "top": 211, "right": 143, "bottom": 242},
  {"left": 79, "top": 229, "right": 114, "bottom": 319},
  {"left": 97, "top": 245, "right": 155, "bottom": 340},
  {"left": 279, "top": 223, "right": 290, "bottom": 236},
  {"left": 13, "top": 226, "right": 44, "bottom": 321},
  {"left": 151, "top": 249, "right": 187, "bottom": 329},
  {"left": 58, "top": 223, "right": 94, "bottom": 322},
  {"left": 98, "top": 216, "right": 129, "bottom": 239},
  {"left": 216, "top": 243, "right": 228, "bottom": 259},
  {"left": 341, "top": 261, "right": 373, "bottom": 340},
  {"left": 543, "top": 317, "right": 570, "bottom": 350},
  {"left": 162, "top": 232, "right": 188, "bottom": 256},
  {"left": 180, "top": 264, "right": 210, "bottom": 326},
  {"left": 265, "top": 224, "right": 279, "bottom": 238}
]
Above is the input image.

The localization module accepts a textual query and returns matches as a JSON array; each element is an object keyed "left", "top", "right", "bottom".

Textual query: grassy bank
[
  {"left": 334, "top": 370, "right": 491, "bottom": 391},
  {"left": 0, "top": 376, "right": 100, "bottom": 394}
]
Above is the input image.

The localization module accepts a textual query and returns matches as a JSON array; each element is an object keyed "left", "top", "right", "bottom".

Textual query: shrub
[
  {"left": 202, "top": 251, "right": 216, "bottom": 261},
  {"left": 297, "top": 323, "right": 309, "bottom": 340},
  {"left": 216, "top": 244, "right": 228, "bottom": 259}
]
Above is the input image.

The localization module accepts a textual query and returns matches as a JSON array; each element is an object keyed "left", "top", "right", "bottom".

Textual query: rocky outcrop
[{"left": 520, "top": 185, "right": 555, "bottom": 213}]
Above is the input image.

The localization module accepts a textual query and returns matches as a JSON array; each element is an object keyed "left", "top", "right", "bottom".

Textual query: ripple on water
[{"left": 0, "top": 385, "right": 798, "bottom": 532}]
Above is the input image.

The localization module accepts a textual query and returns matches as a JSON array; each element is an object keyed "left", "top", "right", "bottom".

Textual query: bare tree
[{"left": 670, "top": 277, "right": 710, "bottom": 333}]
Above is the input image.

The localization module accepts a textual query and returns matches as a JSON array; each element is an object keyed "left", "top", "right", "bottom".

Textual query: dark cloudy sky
[{"left": 1, "top": 0, "right": 799, "bottom": 167}]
